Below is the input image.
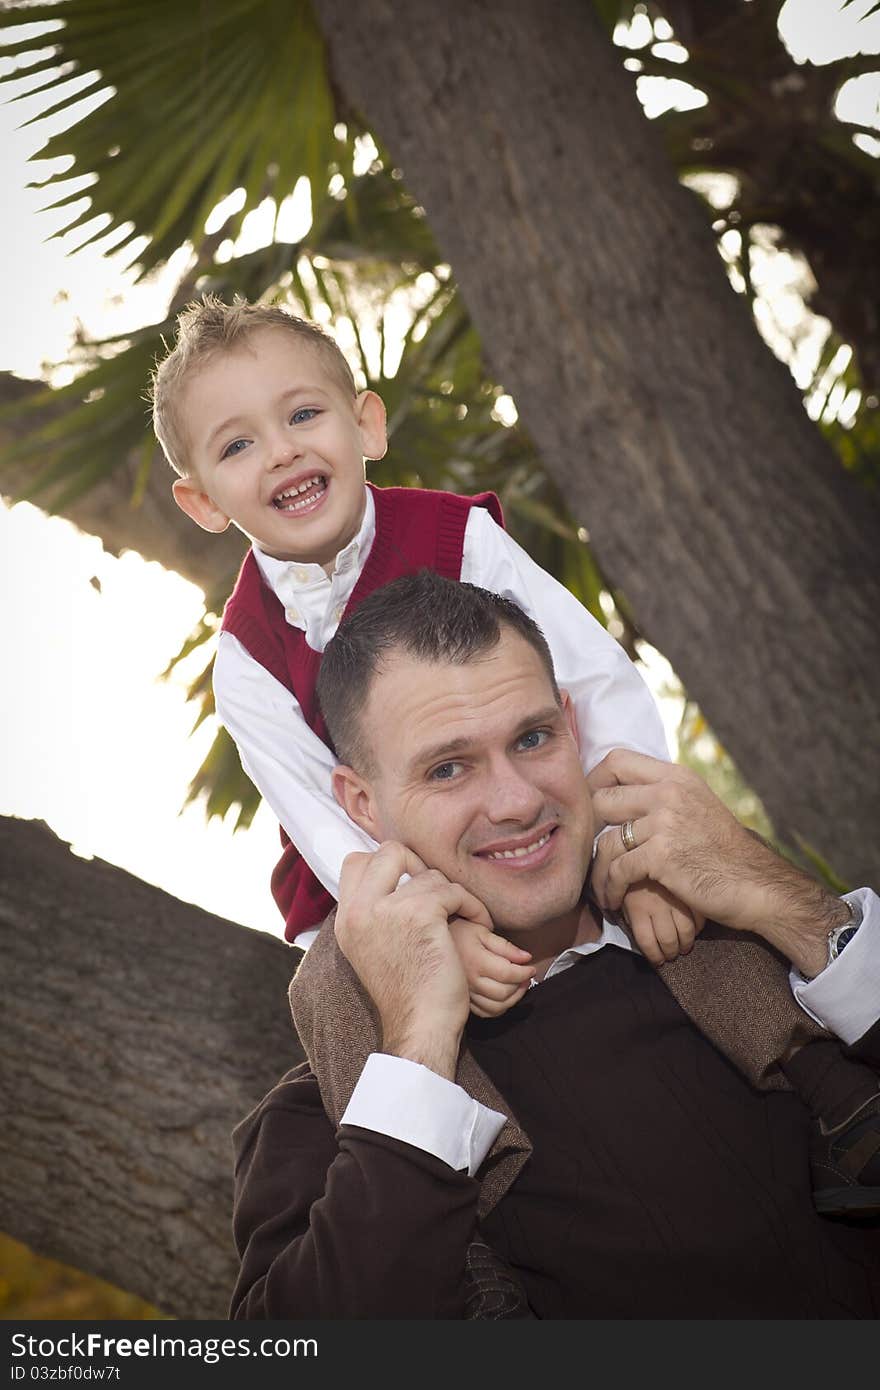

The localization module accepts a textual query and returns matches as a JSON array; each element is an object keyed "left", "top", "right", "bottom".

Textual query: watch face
[{"left": 832, "top": 925, "right": 858, "bottom": 958}]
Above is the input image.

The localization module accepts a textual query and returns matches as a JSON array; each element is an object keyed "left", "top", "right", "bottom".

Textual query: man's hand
[
  {"left": 587, "top": 750, "right": 850, "bottom": 979},
  {"left": 334, "top": 842, "right": 483, "bottom": 1079},
  {"left": 447, "top": 919, "right": 535, "bottom": 1018}
]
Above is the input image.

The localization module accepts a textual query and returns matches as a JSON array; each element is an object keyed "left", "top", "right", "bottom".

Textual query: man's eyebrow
[
  {"left": 203, "top": 386, "right": 332, "bottom": 451},
  {"left": 409, "top": 704, "right": 564, "bottom": 773}
]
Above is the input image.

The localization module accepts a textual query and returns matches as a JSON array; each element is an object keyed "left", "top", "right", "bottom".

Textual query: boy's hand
[
  {"left": 617, "top": 880, "right": 705, "bottom": 967},
  {"left": 448, "top": 918, "right": 535, "bottom": 1018}
]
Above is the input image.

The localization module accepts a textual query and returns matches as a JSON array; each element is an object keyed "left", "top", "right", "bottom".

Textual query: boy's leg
[
  {"left": 661, "top": 923, "right": 880, "bottom": 1216},
  {"left": 783, "top": 1040, "right": 880, "bottom": 1217}
]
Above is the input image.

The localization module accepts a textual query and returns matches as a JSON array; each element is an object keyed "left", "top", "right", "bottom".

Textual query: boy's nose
[{"left": 268, "top": 431, "right": 303, "bottom": 469}]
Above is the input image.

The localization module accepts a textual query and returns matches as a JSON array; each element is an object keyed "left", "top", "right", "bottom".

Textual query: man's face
[
  {"left": 340, "top": 630, "right": 595, "bottom": 939},
  {"left": 171, "top": 328, "right": 385, "bottom": 567}
]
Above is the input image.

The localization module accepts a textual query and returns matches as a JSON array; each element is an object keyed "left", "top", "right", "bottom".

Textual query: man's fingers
[
  {"left": 591, "top": 785, "right": 658, "bottom": 827},
  {"left": 586, "top": 749, "right": 674, "bottom": 794},
  {"left": 350, "top": 841, "right": 429, "bottom": 900}
]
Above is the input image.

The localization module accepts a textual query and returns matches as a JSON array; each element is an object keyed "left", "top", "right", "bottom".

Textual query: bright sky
[{"left": 0, "top": 2, "right": 877, "bottom": 938}]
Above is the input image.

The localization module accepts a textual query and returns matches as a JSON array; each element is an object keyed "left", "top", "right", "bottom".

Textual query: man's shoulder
[{"left": 232, "top": 1061, "right": 331, "bottom": 1164}]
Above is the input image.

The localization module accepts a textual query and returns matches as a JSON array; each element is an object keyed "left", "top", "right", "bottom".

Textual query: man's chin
[{"left": 476, "top": 879, "right": 585, "bottom": 936}]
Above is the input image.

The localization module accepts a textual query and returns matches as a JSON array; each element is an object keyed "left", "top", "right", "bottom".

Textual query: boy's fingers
[
  {"left": 650, "top": 912, "right": 686, "bottom": 962},
  {"left": 481, "top": 932, "right": 532, "bottom": 963},
  {"left": 470, "top": 982, "right": 530, "bottom": 1017},
  {"left": 473, "top": 974, "right": 531, "bottom": 1002},
  {"left": 670, "top": 905, "right": 697, "bottom": 953},
  {"left": 478, "top": 958, "right": 535, "bottom": 986}
]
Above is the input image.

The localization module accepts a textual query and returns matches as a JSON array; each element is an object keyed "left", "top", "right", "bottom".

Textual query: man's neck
[{"left": 504, "top": 899, "right": 603, "bottom": 982}]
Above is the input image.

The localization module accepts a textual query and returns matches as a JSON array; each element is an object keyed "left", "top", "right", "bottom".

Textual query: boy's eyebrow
[
  {"left": 202, "top": 386, "right": 333, "bottom": 452},
  {"left": 408, "top": 704, "right": 563, "bottom": 774}
]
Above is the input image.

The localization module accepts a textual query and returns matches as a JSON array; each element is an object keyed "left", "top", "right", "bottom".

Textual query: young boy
[{"left": 152, "top": 296, "right": 879, "bottom": 1221}]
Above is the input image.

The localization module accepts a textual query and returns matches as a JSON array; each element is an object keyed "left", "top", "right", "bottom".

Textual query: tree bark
[
  {"left": 0, "top": 816, "right": 302, "bottom": 1320},
  {"left": 0, "top": 373, "right": 246, "bottom": 600},
  {"left": 311, "top": 0, "right": 880, "bottom": 886}
]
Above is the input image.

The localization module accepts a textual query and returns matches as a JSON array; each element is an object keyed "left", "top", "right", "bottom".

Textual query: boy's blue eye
[
  {"left": 221, "top": 438, "right": 249, "bottom": 460},
  {"left": 291, "top": 407, "right": 320, "bottom": 424}
]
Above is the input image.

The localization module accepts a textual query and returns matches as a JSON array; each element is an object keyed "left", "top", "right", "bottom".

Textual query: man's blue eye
[
  {"left": 221, "top": 438, "right": 249, "bottom": 459},
  {"left": 519, "top": 729, "right": 548, "bottom": 750},
  {"left": 431, "top": 762, "right": 460, "bottom": 781},
  {"left": 291, "top": 407, "right": 319, "bottom": 424}
]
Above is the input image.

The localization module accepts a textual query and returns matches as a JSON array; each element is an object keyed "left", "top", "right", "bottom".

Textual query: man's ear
[
  {"left": 172, "top": 476, "right": 232, "bottom": 533},
  {"left": 355, "top": 390, "right": 388, "bottom": 462},
  {"left": 331, "top": 764, "right": 383, "bottom": 839},
  {"left": 560, "top": 689, "right": 580, "bottom": 752}
]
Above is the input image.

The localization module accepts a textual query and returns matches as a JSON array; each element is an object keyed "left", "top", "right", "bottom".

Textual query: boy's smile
[{"left": 171, "top": 328, "right": 386, "bottom": 569}]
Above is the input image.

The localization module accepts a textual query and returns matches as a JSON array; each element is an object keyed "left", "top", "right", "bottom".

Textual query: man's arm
[
  {"left": 231, "top": 846, "right": 496, "bottom": 1318},
  {"left": 230, "top": 1067, "right": 479, "bottom": 1319},
  {"left": 589, "top": 750, "right": 873, "bottom": 989}
]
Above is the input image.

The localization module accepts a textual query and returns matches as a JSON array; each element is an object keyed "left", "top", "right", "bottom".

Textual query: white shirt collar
[
  {"left": 251, "top": 486, "right": 376, "bottom": 600},
  {"left": 293, "top": 912, "right": 633, "bottom": 963},
  {"left": 540, "top": 916, "right": 633, "bottom": 982}
]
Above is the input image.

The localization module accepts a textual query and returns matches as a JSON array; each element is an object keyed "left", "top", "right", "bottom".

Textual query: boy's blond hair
[{"left": 150, "top": 294, "right": 358, "bottom": 476}]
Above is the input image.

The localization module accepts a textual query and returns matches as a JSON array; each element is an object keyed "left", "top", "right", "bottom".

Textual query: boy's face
[{"left": 171, "top": 329, "right": 386, "bottom": 567}]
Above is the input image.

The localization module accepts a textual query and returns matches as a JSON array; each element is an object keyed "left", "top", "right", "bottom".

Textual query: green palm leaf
[{"left": 0, "top": 0, "right": 336, "bottom": 275}]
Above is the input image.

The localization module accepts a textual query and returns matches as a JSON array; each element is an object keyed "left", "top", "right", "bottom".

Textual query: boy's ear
[
  {"left": 355, "top": 390, "right": 388, "bottom": 462},
  {"left": 172, "top": 476, "right": 232, "bottom": 533},
  {"left": 560, "top": 689, "right": 580, "bottom": 752},
  {"left": 331, "top": 764, "right": 383, "bottom": 839}
]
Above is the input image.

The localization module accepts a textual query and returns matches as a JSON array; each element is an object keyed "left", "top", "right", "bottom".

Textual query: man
[{"left": 231, "top": 573, "right": 880, "bottom": 1319}]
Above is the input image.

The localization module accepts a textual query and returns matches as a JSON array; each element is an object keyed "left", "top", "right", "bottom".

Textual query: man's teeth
[
  {"left": 274, "top": 476, "right": 326, "bottom": 509},
  {"left": 487, "top": 831, "right": 551, "bottom": 860}
]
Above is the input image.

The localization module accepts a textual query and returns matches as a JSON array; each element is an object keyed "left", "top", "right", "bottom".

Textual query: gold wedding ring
[{"left": 621, "top": 819, "right": 637, "bottom": 852}]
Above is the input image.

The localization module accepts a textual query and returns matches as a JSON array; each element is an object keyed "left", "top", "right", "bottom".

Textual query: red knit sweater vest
[{"left": 220, "top": 483, "right": 504, "bottom": 940}]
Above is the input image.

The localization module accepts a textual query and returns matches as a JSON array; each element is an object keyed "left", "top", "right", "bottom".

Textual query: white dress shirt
[
  {"left": 214, "top": 489, "right": 670, "bottom": 947},
  {"left": 342, "top": 890, "right": 880, "bottom": 1175}
]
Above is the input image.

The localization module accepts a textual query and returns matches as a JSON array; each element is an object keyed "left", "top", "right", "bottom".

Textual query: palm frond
[{"left": 0, "top": 0, "right": 336, "bottom": 277}]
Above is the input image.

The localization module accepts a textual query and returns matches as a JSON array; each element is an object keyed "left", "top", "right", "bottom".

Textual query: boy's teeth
[
  {"left": 487, "top": 831, "right": 551, "bottom": 860},
  {"left": 274, "top": 476, "right": 326, "bottom": 509}
]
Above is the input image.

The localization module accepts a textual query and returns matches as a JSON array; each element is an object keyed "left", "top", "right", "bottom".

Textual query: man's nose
[{"left": 484, "top": 757, "right": 545, "bottom": 824}]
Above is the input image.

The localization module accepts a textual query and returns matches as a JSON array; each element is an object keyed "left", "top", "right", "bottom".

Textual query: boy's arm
[
  {"left": 214, "top": 631, "right": 377, "bottom": 900},
  {"left": 461, "top": 507, "right": 669, "bottom": 771}
]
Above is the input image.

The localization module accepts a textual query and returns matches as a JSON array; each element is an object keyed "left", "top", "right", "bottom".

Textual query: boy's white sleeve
[
  {"left": 213, "top": 630, "right": 378, "bottom": 902},
  {"left": 461, "top": 507, "right": 670, "bottom": 772}
]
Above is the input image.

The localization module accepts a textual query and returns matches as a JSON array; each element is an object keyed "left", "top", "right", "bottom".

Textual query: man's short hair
[
  {"left": 149, "top": 293, "right": 357, "bottom": 476},
  {"left": 317, "top": 570, "right": 561, "bottom": 773}
]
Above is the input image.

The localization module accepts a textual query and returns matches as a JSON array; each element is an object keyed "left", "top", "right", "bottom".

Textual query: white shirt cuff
[
  {"left": 791, "top": 888, "right": 880, "bottom": 1045},
  {"left": 340, "top": 1053, "right": 507, "bottom": 1176}
]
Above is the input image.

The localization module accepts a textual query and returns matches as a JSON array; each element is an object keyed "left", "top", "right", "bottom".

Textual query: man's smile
[{"left": 473, "top": 823, "right": 559, "bottom": 868}]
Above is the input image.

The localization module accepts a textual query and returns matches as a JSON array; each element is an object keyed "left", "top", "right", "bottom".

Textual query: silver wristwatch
[{"left": 827, "top": 900, "right": 862, "bottom": 966}]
